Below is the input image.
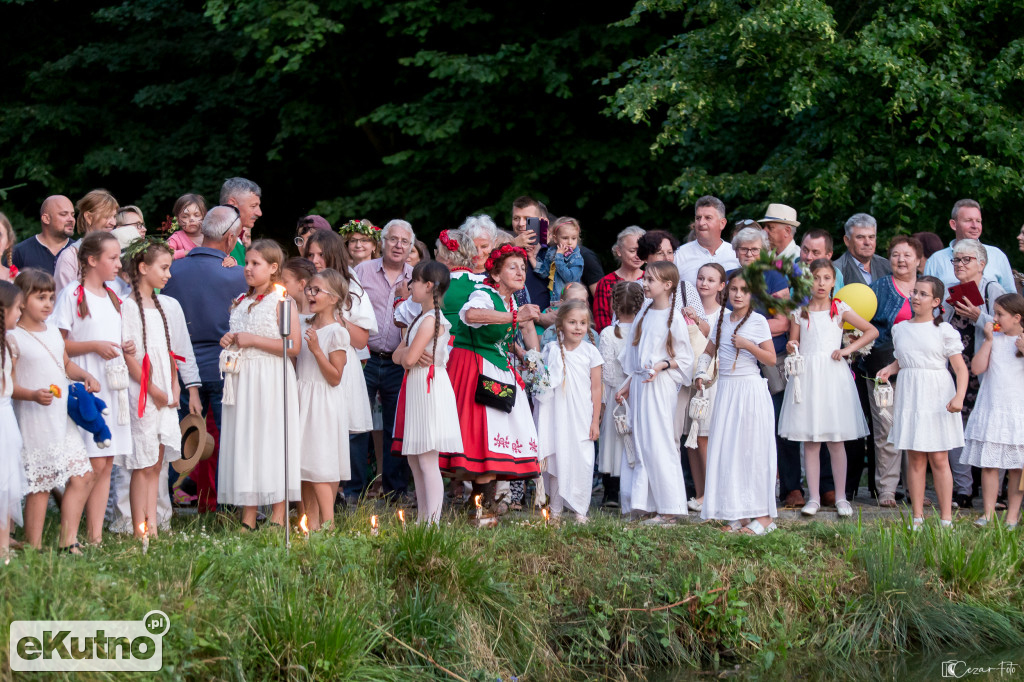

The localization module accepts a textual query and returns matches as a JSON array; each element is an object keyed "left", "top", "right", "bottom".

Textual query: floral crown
[
  {"left": 439, "top": 229, "right": 460, "bottom": 252},
  {"left": 738, "top": 250, "right": 813, "bottom": 316},
  {"left": 160, "top": 215, "right": 180, "bottom": 235},
  {"left": 123, "top": 235, "right": 171, "bottom": 263},
  {"left": 338, "top": 219, "right": 381, "bottom": 240},
  {"left": 484, "top": 244, "right": 528, "bottom": 273}
]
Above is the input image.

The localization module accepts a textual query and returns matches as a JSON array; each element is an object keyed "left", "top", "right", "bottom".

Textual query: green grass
[{"left": 1, "top": 508, "right": 1022, "bottom": 680}]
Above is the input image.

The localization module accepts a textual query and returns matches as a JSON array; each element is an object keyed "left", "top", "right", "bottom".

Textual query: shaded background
[{"left": 2, "top": 0, "right": 1022, "bottom": 270}]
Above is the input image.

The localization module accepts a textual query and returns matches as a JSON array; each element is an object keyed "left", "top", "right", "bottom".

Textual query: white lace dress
[
  {"left": 961, "top": 333, "right": 1024, "bottom": 467},
  {"left": 0, "top": 346, "right": 26, "bottom": 528},
  {"left": 9, "top": 325, "right": 92, "bottom": 493},
  {"left": 218, "top": 294, "right": 301, "bottom": 506},
  {"left": 597, "top": 322, "right": 630, "bottom": 476},
  {"left": 118, "top": 296, "right": 198, "bottom": 469}
]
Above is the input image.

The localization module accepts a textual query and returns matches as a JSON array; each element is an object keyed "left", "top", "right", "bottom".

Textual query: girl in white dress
[
  {"left": 960, "top": 293, "right": 1024, "bottom": 527},
  {"left": 688, "top": 263, "right": 728, "bottom": 512},
  {"left": 779, "top": 259, "right": 877, "bottom": 518},
  {"left": 218, "top": 240, "right": 301, "bottom": 530},
  {"left": 696, "top": 271, "right": 778, "bottom": 536},
  {"left": 536, "top": 301, "right": 603, "bottom": 522},
  {"left": 121, "top": 238, "right": 200, "bottom": 541},
  {"left": 11, "top": 270, "right": 96, "bottom": 554},
  {"left": 597, "top": 281, "right": 644, "bottom": 509},
  {"left": 0, "top": 282, "right": 26, "bottom": 561},
  {"left": 877, "top": 276, "right": 968, "bottom": 530},
  {"left": 54, "top": 231, "right": 134, "bottom": 545},
  {"left": 614, "top": 261, "right": 694, "bottom": 524},
  {"left": 393, "top": 261, "right": 463, "bottom": 524},
  {"left": 297, "top": 268, "right": 350, "bottom": 531}
]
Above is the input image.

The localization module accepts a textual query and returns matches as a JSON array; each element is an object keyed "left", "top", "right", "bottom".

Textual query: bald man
[{"left": 12, "top": 195, "right": 76, "bottom": 274}]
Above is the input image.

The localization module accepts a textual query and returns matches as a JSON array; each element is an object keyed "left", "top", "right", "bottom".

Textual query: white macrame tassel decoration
[
  {"left": 106, "top": 357, "right": 130, "bottom": 425},
  {"left": 612, "top": 400, "right": 637, "bottom": 468},
  {"left": 874, "top": 380, "right": 894, "bottom": 428},
  {"left": 685, "top": 387, "right": 711, "bottom": 449},
  {"left": 784, "top": 345, "right": 805, "bottom": 404}
]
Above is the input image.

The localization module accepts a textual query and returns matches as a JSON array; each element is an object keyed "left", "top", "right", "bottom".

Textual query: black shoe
[{"left": 954, "top": 493, "right": 974, "bottom": 510}]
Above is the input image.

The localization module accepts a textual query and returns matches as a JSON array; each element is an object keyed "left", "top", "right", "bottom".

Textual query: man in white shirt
[
  {"left": 673, "top": 195, "right": 740, "bottom": 284},
  {"left": 758, "top": 203, "right": 801, "bottom": 261},
  {"left": 923, "top": 199, "right": 1015, "bottom": 292}
]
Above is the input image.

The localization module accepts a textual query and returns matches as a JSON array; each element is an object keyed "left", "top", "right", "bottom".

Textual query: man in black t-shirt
[{"left": 12, "top": 195, "right": 76, "bottom": 274}]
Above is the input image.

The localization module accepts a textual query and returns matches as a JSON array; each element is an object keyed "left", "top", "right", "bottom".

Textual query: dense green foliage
[
  {"left": 2, "top": 510, "right": 1023, "bottom": 680},
  {"left": 605, "top": 0, "right": 1024, "bottom": 247},
  {"left": 1, "top": 0, "right": 1023, "bottom": 265}
]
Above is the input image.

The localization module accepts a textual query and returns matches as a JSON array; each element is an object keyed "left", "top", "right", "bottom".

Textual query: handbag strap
[{"left": 17, "top": 326, "right": 67, "bottom": 378}]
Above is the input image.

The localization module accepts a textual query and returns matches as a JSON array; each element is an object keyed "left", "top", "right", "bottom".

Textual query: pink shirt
[
  {"left": 893, "top": 280, "right": 913, "bottom": 324},
  {"left": 168, "top": 231, "right": 201, "bottom": 259}
]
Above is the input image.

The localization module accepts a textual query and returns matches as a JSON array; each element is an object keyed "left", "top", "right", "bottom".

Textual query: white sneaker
[
  {"left": 687, "top": 498, "right": 703, "bottom": 512},
  {"left": 836, "top": 500, "right": 853, "bottom": 517},
  {"left": 801, "top": 500, "right": 820, "bottom": 516}
]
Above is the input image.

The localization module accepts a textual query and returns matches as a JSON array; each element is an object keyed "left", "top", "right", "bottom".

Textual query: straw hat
[
  {"left": 757, "top": 203, "right": 801, "bottom": 228},
  {"left": 173, "top": 414, "right": 214, "bottom": 476}
]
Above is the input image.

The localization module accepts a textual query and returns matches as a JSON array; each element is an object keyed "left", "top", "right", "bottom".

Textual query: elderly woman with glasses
[{"left": 943, "top": 239, "right": 1006, "bottom": 508}]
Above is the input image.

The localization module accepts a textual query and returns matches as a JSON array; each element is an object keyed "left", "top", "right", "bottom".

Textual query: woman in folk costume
[{"left": 441, "top": 244, "right": 542, "bottom": 518}]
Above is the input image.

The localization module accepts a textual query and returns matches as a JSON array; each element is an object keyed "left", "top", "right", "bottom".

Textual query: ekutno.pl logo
[{"left": 10, "top": 610, "right": 169, "bottom": 672}]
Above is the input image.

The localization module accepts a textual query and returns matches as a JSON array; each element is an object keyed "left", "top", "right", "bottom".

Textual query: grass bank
[{"left": 1, "top": 509, "right": 1022, "bottom": 680}]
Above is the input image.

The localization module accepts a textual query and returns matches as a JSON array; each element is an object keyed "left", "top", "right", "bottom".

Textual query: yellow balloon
[{"left": 834, "top": 283, "right": 877, "bottom": 330}]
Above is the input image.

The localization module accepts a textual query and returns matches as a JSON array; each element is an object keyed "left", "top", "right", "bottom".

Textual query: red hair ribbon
[
  {"left": 137, "top": 353, "right": 153, "bottom": 417},
  {"left": 439, "top": 229, "right": 460, "bottom": 252},
  {"left": 830, "top": 297, "right": 839, "bottom": 319},
  {"left": 75, "top": 285, "right": 86, "bottom": 317},
  {"left": 426, "top": 365, "right": 434, "bottom": 393}
]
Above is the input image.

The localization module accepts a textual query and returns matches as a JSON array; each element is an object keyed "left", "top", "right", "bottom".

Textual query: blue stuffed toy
[{"left": 67, "top": 382, "right": 112, "bottom": 449}]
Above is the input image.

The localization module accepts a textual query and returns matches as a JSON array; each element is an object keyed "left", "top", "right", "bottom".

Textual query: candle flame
[
  {"left": 398, "top": 509, "right": 405, "bottom": 524},
  {"left": 474, "top": 494, "right": 482, "bottom": 509},
  {"left": 139, "top": 522, "right": 147, "bottom": 535},
  {"left": 370, "top": 515, "right": 378, "bottom": 528},
  {"left": 273, "top": 283, "right": 287, "bottom": 301},
  {"left": 299, "top": 514, "right": 309, "bottom": 536},
  {"left": 542, "top": 508, "right": 549, "bottom": 522}
]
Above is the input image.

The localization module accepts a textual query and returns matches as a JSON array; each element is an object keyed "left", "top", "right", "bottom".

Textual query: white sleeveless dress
[
  {"left": 399, "top": 311, "right": 463, "bottom": 455},
  {"left": 778, "top": 303, "right": 870, "bottom": 442},
  {"left": 218, "top": 294, "right": 301, "bottom": 506},
  {"left": 597, "top": 323, "right": 630, "bottom": 477},
  {"left": 961, "top": 333, "right": 1024, "bottom": 467},
  {"left": 341, "top": 277, "right": 377, "bottom": 433}
]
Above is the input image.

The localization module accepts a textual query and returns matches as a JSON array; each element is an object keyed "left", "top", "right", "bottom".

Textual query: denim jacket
[{"left": 534, "top": 246, "right": 583, "bottom": 301}]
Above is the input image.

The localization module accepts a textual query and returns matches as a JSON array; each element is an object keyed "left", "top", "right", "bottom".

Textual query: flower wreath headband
[
  {"left": 338, "top": 219, "right": 381, "bottom": 240},
  {"left": 484, "top": 244, "right": 529, "bottom": 273},
  {"left": 439, "top": 229, "right": 460, "bottom": 252}
]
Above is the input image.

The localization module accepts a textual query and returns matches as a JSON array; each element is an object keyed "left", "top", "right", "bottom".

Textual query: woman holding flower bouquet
[{"left": 441, "top": 244, "right": 542, "bottom": 517}]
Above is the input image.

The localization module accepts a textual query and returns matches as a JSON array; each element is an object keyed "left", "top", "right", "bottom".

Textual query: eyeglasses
[
  {"left": 735, "top": 219, "right": 758, "bottom": 228},
  {"left": 385, "top": 236, "right": 411, "bottom": 247},
  {"left": 304, "top": 285, "right": 334, "bottom": 298},
  {"left": 120, "top": 221, "right": 145, "bottom": 231},
  {"left": 737, "top": 247, "right": 761, "bottom": 255},
  {"left": 950, "top": 256, "right": 977, "bottom": 265},
  {"left": 293, "top": 236, "right": 304, "bottom": 247}
]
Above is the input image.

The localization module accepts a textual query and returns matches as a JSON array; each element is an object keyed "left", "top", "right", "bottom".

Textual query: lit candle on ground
[
  {"left": 299, "top": 514, "right": 309, "bottom": 539},
  {"left": 370, "top": 515, "right": 379, "bottom": 536},
  {"left": 397, "top": 509, "right": 406, "bottom": 530},
  {"left": 140, "top": 522, "right": 149, "bottom": 554},
  {"left": 474, "top": 494, "right": 483, "bottom": 520},
  {"left": 542, "top": 508, "right": 550, "bottom": 525}
]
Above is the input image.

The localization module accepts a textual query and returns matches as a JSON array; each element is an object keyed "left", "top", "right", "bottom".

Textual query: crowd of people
[{"left": 0, "top": 181, "right": 1023, "bottom": 555}]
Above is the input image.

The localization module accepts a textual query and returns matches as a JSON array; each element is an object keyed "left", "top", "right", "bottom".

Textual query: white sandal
[
  {"left": 687, "top": 498, "right": 703, "bottom": 512},
  {"left": 836, "top": 500, "right": 853, "bottom": 517},
  {"left": 801, "top": 500, "right": 820, "bottom": 516},
  {"left": 721, "top": 519, "right": 746, "bottom": 533},
  {"left": 739, "top": 520, "right": 777, "bottom": 536}
]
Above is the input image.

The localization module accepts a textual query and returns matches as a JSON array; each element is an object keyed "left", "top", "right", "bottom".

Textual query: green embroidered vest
[{"left": 452, "top": 284, "right": 514, "bottom": 368}]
